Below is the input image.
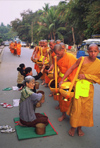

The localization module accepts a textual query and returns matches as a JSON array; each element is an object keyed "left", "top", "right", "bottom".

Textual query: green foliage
[
  {"left": 84, "top": 1, "right": 100, "bottom": 38},
  {"left": 4, "top": 0, "right": 100, "bottom": 45},
  {"left": 0, "top": 23, "right": 17, "bottom": 41}
]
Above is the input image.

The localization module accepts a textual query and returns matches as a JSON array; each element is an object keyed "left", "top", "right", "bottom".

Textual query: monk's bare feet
[
  {"left": 77, "top": 127, "right": 84, "bottom": 136},
  {"left": 55, "top": 105, "right": 60, "bottom": 110},
  {"left": 49, "top": 93, "right": 53, "bottom": 97},
  {"left": 68, "top": 127, "right": 76, "bottom": 136},
  {"left": 41, "top": 81, "right": 45, "bottom": 85},
  {"left": 58, "top": 112, "right": 66, "bottom": 122},
  {"left": 45, "top": 84, "right": 48, "bottom": 87}
]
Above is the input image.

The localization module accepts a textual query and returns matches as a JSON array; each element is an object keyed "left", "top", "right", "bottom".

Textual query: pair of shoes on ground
[
  {"left": 0, "top": 103, "right": 13, "bottom": 108},
  {"left": 2, "top": 87, "right": 12, "bottom": 91},
  {"left": 0, "top": 125, "right": 15, "bottom": 133}
]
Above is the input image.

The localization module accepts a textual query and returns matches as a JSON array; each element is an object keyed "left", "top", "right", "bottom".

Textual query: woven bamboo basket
[
  {"left": 53, "top": 92, "right": 61, "bottom": 101},
  {"left": 59, "top": 82, "right": 74, "bottom": 98},
  {"left": 32, "top": 59, "right": 37, "bottom": 63},
  {"left": 47, "top": 71, "right": 54, "bottom": 79},
  {"left": 36, "top": 102, "right": 41, "bottom": 108},
  {"left": 35, "top": 81, "right": 39, "bottom": 89},
  {"left": 37, "top": 90, "right": 45, "bottom": 103},
  {"left": 36, "top": 123, "right": 46, "bottom": 135},
  {"left": 48, "top": 79, "right": 59, "bottom": 93},
  {"left": 36, "top": 60, "right": 43, "bottom": 66}
]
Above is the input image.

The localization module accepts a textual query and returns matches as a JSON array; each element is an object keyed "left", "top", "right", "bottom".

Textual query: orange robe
[
  {"left": 32, "top": 46, "right": 40, "bottom": 73},
  {"left": 17, "top": 43, "right": 21, "bottom": 55},
  {"left": 51, "top": 52, "right": 55, "bottom": 62},
  {"left": 67, "top": 58, "right": 100, "bottom": 127},
  {"left": 9, "top": 43, "right": 12, "bottom": 52},
  {"left": 36, "top": 50, "right": 41, "bottom": 73},
  {"left": 14, "top": 42, "right": 17, "bottom": 55},
  {"left": 57, "top": 52, "right": 77, "bottom": 112},
  {"left": 42, "top": 47, "right": 50, "bottom": 83},
  {"left": 57, "top": 52, "right": 77, "bottom": 83},
  {"left": 32, "top": 46, "right": 38, "bottom": 71},
  {"left": 11, "top": 42, "right": 14, "bottom": 54}
]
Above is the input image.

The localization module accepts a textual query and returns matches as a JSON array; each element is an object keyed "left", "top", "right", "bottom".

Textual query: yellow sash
[{"left": 59, "top": 72, "right": 67, "bottom": 81}]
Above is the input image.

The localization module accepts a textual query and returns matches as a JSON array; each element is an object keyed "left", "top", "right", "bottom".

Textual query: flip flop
[
  {"left": 0, "top": 103, "right": 6, "bottom": 106},
  {"left": 3, "top": 104, "right": 13, "bottom": 108},
  {"left": 2, "top": 87, "right": 12, "bottom": 91},
  {"left": 1, "top": 128, "right": 15, "bottom": 133},
  {"left": 7, "top": 104, "right": 13, "bottom": 108},
  {"left": 0, "top": 125, "right": 11, "bottom": 130},
  {"left": 3, "top": 103, "right": 8, "bottom": 108}
]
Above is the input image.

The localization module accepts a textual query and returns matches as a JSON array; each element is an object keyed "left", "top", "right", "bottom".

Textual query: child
[
  {"left": 59, "top": 43, "right": 100, "bottom": 136},
  {"left": 17, "top": 63, "right": 26, "bottom": 88},
  {"left": 25, "top": 65, "right": 45, "bottom": 92},
  {"left": 17, "top": 76, "right": 48, "bottom": 127}
]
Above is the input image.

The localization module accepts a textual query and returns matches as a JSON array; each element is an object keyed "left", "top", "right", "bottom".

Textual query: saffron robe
[
  {"left": 17, "top": 43, "right": 21, "bottom": 56},
  {"left": 10, "top": 42, "right": 14, "bottom": 54},
  {"left": 57, "top": 52, "right": 77, "bottom": 83},
  {"left": 55, "top": 53, "right": 77, "bottom": 111},
  {"left": 67, "top": 58, "right": 100, "bottom": 127}
]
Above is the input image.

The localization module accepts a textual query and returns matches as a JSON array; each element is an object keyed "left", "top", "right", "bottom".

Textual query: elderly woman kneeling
[{"left": 18, "top": 76, "right": 48, "bottom": 127}]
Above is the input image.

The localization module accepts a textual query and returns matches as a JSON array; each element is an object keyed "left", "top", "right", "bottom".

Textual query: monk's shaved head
[
  {"left": 56, "top": 39, "right": 61, "bottom": 44},
  {"left": 49, "top": 40, "right": 55, "bottom": 44},
  {"left": 88, "top": 43, "right": 99, "bottom": 50},
  {"left": 54, "top": 44, "right": 62, "bottom": 52},
  {"left": 59, "top": 42, "right": 66, "bottom": 49},
  {"left": 44, "top": 39, "right": 47, "bottom": 43}
]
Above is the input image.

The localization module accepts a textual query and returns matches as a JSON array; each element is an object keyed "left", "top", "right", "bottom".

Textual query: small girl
[{"left": 17, "top": 63, "right": 26, "bottom": 89}]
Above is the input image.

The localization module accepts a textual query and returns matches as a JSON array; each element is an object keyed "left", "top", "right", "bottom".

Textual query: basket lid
[{"left": 60, "top": 82, "right": 72, "bottom": 89}]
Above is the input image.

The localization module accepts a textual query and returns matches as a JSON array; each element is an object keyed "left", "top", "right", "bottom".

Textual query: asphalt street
[{"left": 0, "top": 46, "right": 100, "bottom": 148}]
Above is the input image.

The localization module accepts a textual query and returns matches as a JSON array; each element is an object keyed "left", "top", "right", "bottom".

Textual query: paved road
[{"left": 0, "top": 46, "right": 100, "bottom": 148}]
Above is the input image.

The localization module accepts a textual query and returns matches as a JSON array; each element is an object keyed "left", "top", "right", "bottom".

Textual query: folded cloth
[
  {"left": 13, "top": 99, "right": 20, "bottom": 107},
  {"left": 75, "top": 79, "right": 92, "bottom": 99},
  {"left": 12, "top": 86, "right": 19, "bottom": 90}
]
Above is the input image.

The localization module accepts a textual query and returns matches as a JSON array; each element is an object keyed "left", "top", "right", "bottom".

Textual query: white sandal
[
  {"left": 0, "top": 125, "right": 11, "bottom": 130},
  {"left": 3, "top": 104, "right": 13, "bottom": 108},
  {"left": 1, "top": 128, "right": 15, "bottom": 133}
]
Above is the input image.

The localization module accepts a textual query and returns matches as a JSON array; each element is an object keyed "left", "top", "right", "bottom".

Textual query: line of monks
[
  {"left": 31, "top": 39, "right": 77, "bottom": 122},
  {"left": 9, "top": 41, "right": 21, "bottom": 57}
]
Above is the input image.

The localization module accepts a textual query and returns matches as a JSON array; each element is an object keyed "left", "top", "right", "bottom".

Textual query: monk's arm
[
  {"left": 85, "top": 73, "right": 100, "bottom": 84},
  {"left": 48, "top": 64, "right": 54, "bottom": 72}
]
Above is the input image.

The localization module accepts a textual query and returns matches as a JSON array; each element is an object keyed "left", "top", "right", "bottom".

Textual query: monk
[
  {"left": 42, "top": 40, "right": 51, "bottom": 87},
  {"left": 14, "top": 41, "right": 17, "bottom": 55},
  {"left": 9, "top": 42, "right": 11, "bottom": 52},
  {"left": 31, "top": 41, "right": 41, "bottom": 74},
  {"left": 56, "top": 39, "right": 61, "bottom": 44},
  {"left": 53, "top": 44, "right": 77, "bottom": 120},
  {"left": 48, "top": 40, "right": 62, "bottom": 73},
  {"left": 10, "top": 42, "right": 14, "bottom": 54},
  {"left": 47, "top": 40, "right": 56, "bottom": 96},
  {"left": 59, "top": 43, "right": 100, "bottom": 136},
  {"left": 17, "top": 42, "right": 21, "bottom": 57},
  {"left": 37, "top": 40, "right": 45, "bottom": 85}
]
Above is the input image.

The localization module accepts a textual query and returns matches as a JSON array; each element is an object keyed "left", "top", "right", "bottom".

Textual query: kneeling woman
[{"left": 19, "top": 76, "right": 49, "bottom": 127}]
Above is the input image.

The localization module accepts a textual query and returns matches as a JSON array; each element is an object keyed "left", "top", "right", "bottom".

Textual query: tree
[
  {"left": 0, "top": 23, "right": 17, "bottom": 41},
  {"left": 84, "top": 1, "right": 100, "bottom": 38},
  {"left": 38, "top": 5, "right": 66, "bottom": 41}
]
